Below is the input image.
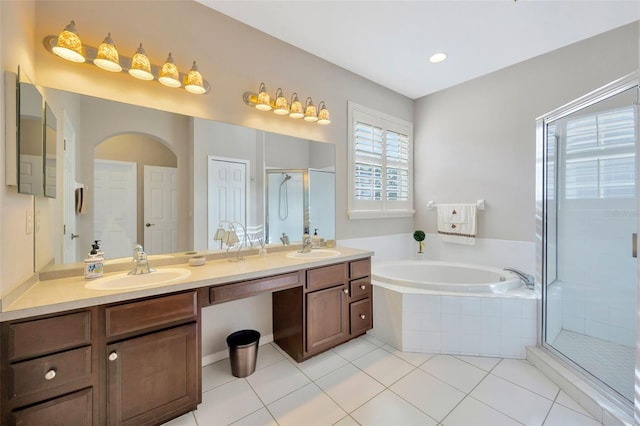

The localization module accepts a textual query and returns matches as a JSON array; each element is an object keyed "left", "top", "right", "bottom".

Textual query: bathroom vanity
[{"left": 0, "top": 248, "right": 372, "bottom": 425}]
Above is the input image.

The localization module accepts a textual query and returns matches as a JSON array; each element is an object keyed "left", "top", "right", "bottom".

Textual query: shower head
[{"left": 282, "top": 173, "right": 292, "bottom": 183}]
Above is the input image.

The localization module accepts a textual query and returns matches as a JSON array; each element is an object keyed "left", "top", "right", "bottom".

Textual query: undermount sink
[
  {"left": 85, "top": 268, "right": 191, "bottom": 291},
  {"left": 286, "top": 249, "right": 341, "bottom": 260}
]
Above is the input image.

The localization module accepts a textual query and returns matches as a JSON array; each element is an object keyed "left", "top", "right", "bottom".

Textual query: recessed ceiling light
[{"left": 429, "top": 52, "right": 447, "bottom": 63}]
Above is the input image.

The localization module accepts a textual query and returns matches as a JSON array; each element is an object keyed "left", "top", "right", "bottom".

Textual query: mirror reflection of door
[
  {"left": 94, "top": 133, "right": 178, "bottom": 259},
  {"left": 62, "top": 112, "right": 77, "bottom": 263},
  {"left": 144, "top": 166, "right": 177, "bottom": 255},
  {"left": 208, "top": 157, "right": 247, "bottom": 249},
  {"left": 94, "top": 160, "right": 137, "bottom": 259}
]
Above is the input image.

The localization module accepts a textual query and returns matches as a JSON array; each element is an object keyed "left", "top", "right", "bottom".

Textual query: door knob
[
  {"left": 71, "top": 233, "right": 80, "bottom": 240},
  {"left": 145, "top": 223, "right": 155, "bottom": 227}
]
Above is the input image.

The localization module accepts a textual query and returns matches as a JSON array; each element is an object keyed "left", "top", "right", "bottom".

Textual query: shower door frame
[{"left": 536, "top": 71, "right": 639, "bottom": 411}]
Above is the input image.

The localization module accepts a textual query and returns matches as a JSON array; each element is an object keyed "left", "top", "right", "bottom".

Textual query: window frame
[{"left": 347, "top": 102, "right": 414, "bottom": 219}]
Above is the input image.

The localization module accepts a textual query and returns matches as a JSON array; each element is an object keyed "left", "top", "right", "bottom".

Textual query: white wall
[{"left": 414, "top": 22, "right": 639, "bottom": 243}]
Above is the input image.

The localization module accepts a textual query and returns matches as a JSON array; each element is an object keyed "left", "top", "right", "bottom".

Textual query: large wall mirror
[{"left": 38, "top": 87, "right": 335, "bottom": 270}]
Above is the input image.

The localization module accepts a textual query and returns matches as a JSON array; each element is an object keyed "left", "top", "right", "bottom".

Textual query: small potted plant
[{"left": 413, "top": 230, "right": 426, "bottom": 254}]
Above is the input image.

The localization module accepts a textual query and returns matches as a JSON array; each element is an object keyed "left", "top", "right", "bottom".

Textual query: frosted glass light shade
[
  {"left": 184, "top": 61, "right": 206, "bottom": 94},
  {"left": 289, "top": 93, "right": 304, "bottom": 119},
  {"left": 52, "top": 21, "right": 85, "bottom": 63},
  {"left": 158, "top": 53, "right": 181, "bottom": 88},
  {"left": 273, "top": 88, "right": 289, "bottom": 115},
  {"left": 304, "top": 97, "right": 318, "bottom": 122},
  {"left": 93, "top": 33, "right": 122, "bottom": 72},
  {"left": 128, "top": 43, "right": 154, "bottom": 80},
  {"left": 317, "top": 101, "right": 331, "bottom": 125},
  {"left": 256, "top": 83, "right": 271, "bottom": 111}
]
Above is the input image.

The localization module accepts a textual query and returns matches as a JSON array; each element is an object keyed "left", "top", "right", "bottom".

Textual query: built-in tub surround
[{"left": 370, "top": 260, "right": 538, "bottom": 359}]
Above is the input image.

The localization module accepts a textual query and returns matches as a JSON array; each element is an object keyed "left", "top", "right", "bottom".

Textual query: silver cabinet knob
[
  {"left": 360, "top": 314, "right": 366, "bottom": 320},
  {"left": 343, "top": 289, "right": 349, "bottom": 294},
  {"left": 360, "top": 284, "right": 366, "bottom": 290},
  {"left": 44, "top": 369, "right": 56, "bottom": 380},
  {"left": 108, "top": 351, "right": 118, "bottom": 361}
]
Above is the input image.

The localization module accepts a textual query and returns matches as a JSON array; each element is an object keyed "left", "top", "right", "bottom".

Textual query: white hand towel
[{"left": 437, "top": 204, "right": 477, "bottom": 245}]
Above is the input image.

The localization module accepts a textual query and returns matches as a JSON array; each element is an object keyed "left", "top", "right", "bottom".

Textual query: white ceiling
[{"left": 197, "top": 0, "right": 640, "bottom": 99}]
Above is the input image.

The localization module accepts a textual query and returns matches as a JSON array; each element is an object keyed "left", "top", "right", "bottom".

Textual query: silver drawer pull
[
  {"left": 44, "top": 369, "right": 56, "bottom": 380},
  {"left": 360, "top": 314, "right": 366, "bottom": 320},
  {"left": 343, "top": 289, "right": 349, "bottom": 294},
  {"left": 360, "top": 285, "right": 366, "bottom": 290},
  {"left": 108, "top": 351, "right": 118, "bottom": 361}
]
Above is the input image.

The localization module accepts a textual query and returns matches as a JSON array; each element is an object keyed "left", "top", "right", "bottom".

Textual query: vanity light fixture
[
  {"left": 184, "top": 61, "right": 207, "bottom": 94},
  {"left": 273, "top": 88, "right": 289, "bottom": 115},
  {"left": 158, "top": 53, "right": 181, "bottom": 88},
  {"left": 129, "top": 43, "right": 154, "bottom": 81},
  {"left": 317, "top": 101, "right": 331, "bottom": 125},
  {"left": 52, "top": 20, "right": 85, "bottom": 63},
  {"left": 303, "top": 97, "right": 318, "bottom": 122},
  {"left": 44, "top": 20, "right": 210, "bottom": 94},
  {"left": 93, "top": 33, "right": 122, "bottom": 72},
  {"left": 256, "top": 83, "right": 272, "bottom": 111},
  {"left": 242, "top": 85, "right": 329, "bottom": 125},
  {"left": 289, "top": 93, "right": 304, "bottom": 119}
]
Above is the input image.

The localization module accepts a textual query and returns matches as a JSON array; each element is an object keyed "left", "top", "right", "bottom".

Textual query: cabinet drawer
[
  {"left": 350, "top": 298, "right": 372, "bottom": 336},
  {"left": 12, "top": 387, "right": 93, "bottom": 426},
  {"left": 306, "top": 263, "right": 347, "bottom": 291},
  {"left": 9, "top": 346, "right": 92, "bottom": 400},
  {"left": 349, "top": 258, "right": 370, "bottom": 280},
  {"left": 105, "top": 291, "right": 197, "bottom": 339},
  {"left": 210, "top": 271, "right": 301, "bottom": 304},
  {"left": 349, "top": 278, "right": 371, "bottom": 301},
  {"left": 8, "top": 311, "right": 92, "bottom": 361}
]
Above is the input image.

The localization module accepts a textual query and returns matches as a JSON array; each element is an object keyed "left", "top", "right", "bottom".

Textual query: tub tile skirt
[{"left": 371, "top": 287, "right": 538, "bottom": 359}]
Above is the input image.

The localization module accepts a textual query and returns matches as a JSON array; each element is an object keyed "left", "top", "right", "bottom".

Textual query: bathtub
[
  {"left": 372, "top": 260, "right": 521, "bottom": 293},
  {"left": 370, "top": 260, "right": 539, "bottom": 359}
]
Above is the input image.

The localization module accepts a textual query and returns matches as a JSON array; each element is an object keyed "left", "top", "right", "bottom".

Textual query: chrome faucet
[
  {"left": 128, "top": 244, "right": 156, "bottom": 275},
  {"left": 299, "top": 236, "right": 313, "bottom": 253},
  {"left": 504, "top": 267, "right": 535, "bottom": 290}
]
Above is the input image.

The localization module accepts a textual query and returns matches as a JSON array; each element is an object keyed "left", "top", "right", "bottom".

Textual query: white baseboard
[{"left": 201, "top": 333, "right": 274, "bottom": 367}]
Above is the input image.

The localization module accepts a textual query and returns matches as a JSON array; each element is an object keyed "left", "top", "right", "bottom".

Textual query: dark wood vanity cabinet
[
  {"left": 274, "top": 257, "right": 373, "bottom": 361},
  {"left": 0, "top": 308, "right": 99, "bottom": 426},
  {"left": 102, "top": 290, "right": 200, "bottom": 426}
]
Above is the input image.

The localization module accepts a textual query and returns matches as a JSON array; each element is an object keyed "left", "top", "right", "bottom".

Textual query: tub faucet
[
  {"left": 299, "top": 236, "right": 313, "bottom": 253},
  {"left": 504, "top": 267, "right": 535, "bottom": 290},
  {"left": 129, "top": 244, "right": 156, "bottom": 275}
]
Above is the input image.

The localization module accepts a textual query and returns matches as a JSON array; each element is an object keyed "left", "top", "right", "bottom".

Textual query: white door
[
  {"left": 19, "top": 154, "right": 42, "bottom": 195},
  {"left": 62, "top": 113, "right": 77, "bottom": 262},
  {"left": 94, "top": 160, "right": 137, "bottom": 259},
  {"left": 208, "top": 157, "right": 247, "bottom": 249},
  {"left": 143, "top": 165, "right": 177, "bottom": 255}
]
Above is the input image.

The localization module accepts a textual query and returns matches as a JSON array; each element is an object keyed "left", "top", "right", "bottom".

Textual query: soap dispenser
[
  {"left": 84, "top": 243, "right": 104, "bottom": 280},
  {"left": 94, "top": 240, "right": 104, "bottom": 258},
  {"left": 312, "top": 228, "right": 320, "bottom": 248}
]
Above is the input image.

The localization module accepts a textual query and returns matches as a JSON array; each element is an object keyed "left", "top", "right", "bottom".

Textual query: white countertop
[{"left": 0, "top": 246, "right": 373, "bottom": 322}]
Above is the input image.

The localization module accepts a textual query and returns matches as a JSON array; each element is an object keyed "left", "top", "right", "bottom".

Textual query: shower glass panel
[
  {"left": 266, "top": 170, "right": 305, "bottom": 243},
  {"left": 541, "top": 79, "right": 638, "bottom": 403}
]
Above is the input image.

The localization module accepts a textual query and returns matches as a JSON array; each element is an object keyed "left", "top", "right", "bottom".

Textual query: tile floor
[
  {"left": 552, "top": 329, "right": 634, "bottom": 401},
  {"left": 164, "top": 334, "right": 602, "bottom": 426}
]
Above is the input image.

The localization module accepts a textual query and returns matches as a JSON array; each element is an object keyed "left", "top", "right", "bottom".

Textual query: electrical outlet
[
  {"left": 35, "top": 210, "right": 41, "bottom": 233},
  {"left": 26, "top": 210, "right": 33, "bottom": 235}
]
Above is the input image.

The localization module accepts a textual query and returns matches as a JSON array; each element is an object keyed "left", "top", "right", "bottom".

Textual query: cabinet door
[
  {"left": 106, "top": 323, "right": 199, "bottom": 426},
  {"left": 306, "top": 285, "right": 348, "bottom": 355}
]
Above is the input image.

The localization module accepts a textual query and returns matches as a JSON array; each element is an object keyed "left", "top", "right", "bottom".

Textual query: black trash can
[{"left": 227, "top": 329, "right": 260, "bottom": 378}]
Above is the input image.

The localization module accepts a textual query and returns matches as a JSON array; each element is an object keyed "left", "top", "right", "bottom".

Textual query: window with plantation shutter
[
  {"left": 563, "top": 106, "right": 636, "bottom": 200},
  {"left": 348, "top": 102, "right": 414, "bottom": 219}
]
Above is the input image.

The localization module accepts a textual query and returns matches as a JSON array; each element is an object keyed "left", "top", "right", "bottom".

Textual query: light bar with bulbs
[
  {"left": 243, "top": 83, "right": 331, "bottom": 125},
  {"left": 44, "top": 20, "right": 210, "bottom": 95}
]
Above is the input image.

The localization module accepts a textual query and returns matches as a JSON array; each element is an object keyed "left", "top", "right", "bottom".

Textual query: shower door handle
[{"left": 633, "top": 233, "right": 637, "bottom": 258}]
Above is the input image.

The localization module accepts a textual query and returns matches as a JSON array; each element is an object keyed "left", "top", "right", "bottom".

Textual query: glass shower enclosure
[
  {"left": 537, "top": 73, "right": 638, "bottom": 407},
  {"left": 265, "top": 169, "right": 335, "bottom": 244}
]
